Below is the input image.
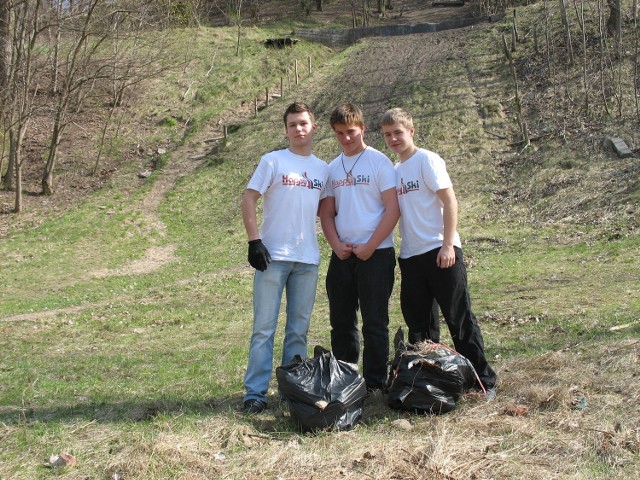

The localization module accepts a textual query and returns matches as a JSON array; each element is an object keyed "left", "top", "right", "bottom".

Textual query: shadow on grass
[
  {"left": 0, "top": 391, "right": 397, "bottom": 431},
  {"left": 0, "top": 394, "right": 246, "bottom": 426}
]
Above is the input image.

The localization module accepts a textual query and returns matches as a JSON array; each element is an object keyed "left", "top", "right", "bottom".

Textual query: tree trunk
[
  {"left": 0, "top": 0, "right": 11, "bottom": 88},
  {"left": 559, "top": 0, "right": 575, "bottom": 66},
  {"left": 635, "top": 24, "right": 639, "bottom": 120},
  {"left": 0, "top": 0, "right": 10, "bottom": 188},
  {"left": 2, "top": 129, "right": 15, "bottom": 190},
  {"left": 51, "top": 6, "right": 61, "bottom": 94},
  {"left": 1, "top": 144, "right": 16, "bottom": 190},
  {"left": 606, "top": 0, "right": 622, "bottom": 57},
  {"left": 41, "top": 115, "right": 63, "bottom": 196},
  {"left": 579, "top": 0, "right": 589, "bottom": 112},
  {"left": 235, "top": 22, "right": 241, "bottom": 55},
  {"left": 14, "top": 150, "right": 22, "bottom": 213},
  {"left": 351, "top": 1, "right": 357, "bottom": 27},
  {"left": 9, "top": 124, "right": 27, "bottom": 213},
  {"left": 362, "top": 0, "right": 370, "bottom": 27},
  {"left": 598, "top": 0, "right": 611, "bottom": 115},
  {"left": 502, "top": 35, "right": 529, "bottom": 147}
]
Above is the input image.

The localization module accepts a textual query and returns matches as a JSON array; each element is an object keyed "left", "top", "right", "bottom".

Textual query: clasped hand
[{"left": 334, "top": 242, "right": 374, "bottom": 261}]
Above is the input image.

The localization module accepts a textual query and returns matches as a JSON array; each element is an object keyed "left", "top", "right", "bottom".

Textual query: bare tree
[
  {"left": 1, "top": 0, "right": 46, "bottom": 211},
  {"left": 41, "top": 0, "right": 110, "bottom": 195},
  {"left": 502, "top": 34, "right": 529, "bottom": 149},
  {"left": 214, "top": 0, "right": 244, "bottom": 55},
  {"left": 597, "top": 0, "right": 612, "bottom": 114},
  {"left": 606, "top": 0, "right": 622, "bottom": 56},
  {"left": 300, "top": 0, "right": 312, "bottom": 16},
  {"left": 576, "top": 0, "right": 589, "bottom": 112},
  {"left": 93, "top": 8, "right": 173, "bottom": 175},
  {"left": 634, "top": 0, "right": 639, "bottom": 119},
  {"left": 559, "top": 0, "right": 575, "bottom": 66},
  {"left": 49, "top": 0, "right": 63, "bottom": 94},
  {"left": 0, "top": 0, "right": 184, "bottom": 208},
  {"left": 0, "top": 0, "right": 11, "bottom": 183},
  {"left": 0, "top": 0, "right": 10, "bottom": 88},
  {"left": 362, "top": 0, "right": 370, "bottom": 27}
]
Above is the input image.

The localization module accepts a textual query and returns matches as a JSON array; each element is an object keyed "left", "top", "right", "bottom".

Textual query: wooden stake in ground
[{"left": 502, "top": 34, "right": 530, "bottom": 149}]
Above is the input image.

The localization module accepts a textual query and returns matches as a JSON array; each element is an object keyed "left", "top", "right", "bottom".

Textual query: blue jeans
[
  {"left": 326, "top": 248, "right": 396, "bottom": 390},
  {"left": 244, "top": 260, "right": 319, "bottom": 402}
]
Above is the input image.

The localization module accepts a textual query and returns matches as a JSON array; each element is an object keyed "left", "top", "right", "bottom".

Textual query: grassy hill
[{"left": 0, "top": 2, "right": 638, "bottom": 479}]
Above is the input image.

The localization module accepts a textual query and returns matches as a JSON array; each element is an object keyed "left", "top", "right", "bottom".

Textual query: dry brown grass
[{"left": 79, "top": 339, "right": 638, "bottom": 479}]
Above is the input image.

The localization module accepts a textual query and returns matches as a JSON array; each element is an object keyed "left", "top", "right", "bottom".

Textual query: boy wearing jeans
[
  {"left": 241, "top": 102, "right": 328, "bottom": 413},
  {"left": 380, "top": 107, "right": 497, "bottom": 398}
]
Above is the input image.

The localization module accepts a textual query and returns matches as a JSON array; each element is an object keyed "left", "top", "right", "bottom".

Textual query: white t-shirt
[
  {"left": 324, "top": 146, "right": 396, "bottom": 248},
  {"left": 247, "top": 148, "right": 328, "bottom": 265},
  {"left": 395, "top": 148, "right": 461, "bottom": 259}
]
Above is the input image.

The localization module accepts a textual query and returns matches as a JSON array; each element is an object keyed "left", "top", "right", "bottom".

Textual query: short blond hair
[{"left": 380, "top": 108, "right": 413, "bottom": 129}]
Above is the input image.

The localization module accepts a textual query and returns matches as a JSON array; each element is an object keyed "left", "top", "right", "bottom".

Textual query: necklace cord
[{"left": 341, "top": 147, "right": 367, "bottom": 179}]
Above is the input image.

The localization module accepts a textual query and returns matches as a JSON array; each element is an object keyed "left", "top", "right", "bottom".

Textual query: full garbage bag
[
  {"left": 276, "top": 347, "right": 367, "bottom": 431},
  {"left": 386, "top": 328, "right": 478, "bottom": 414}
]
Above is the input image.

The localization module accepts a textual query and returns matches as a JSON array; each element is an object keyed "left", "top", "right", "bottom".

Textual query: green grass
[{"left": 1, "top": 5, "right": 639, "bottom": 479}]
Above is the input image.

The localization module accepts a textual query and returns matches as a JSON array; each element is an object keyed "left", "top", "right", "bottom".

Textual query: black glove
[{"left": 248, "top": 239, "right": 271, "bottom": 271}]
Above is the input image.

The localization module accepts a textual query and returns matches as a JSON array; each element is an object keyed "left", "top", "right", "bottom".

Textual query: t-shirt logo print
[
  {"left": 282, "top": 172, "right": 324, "bottom": 190},
  {"left": 397, "top": 177, "right": 419, "bottom": 196},
  {"left": 303, "top": 171, "right": 314, "bottom": 189}
]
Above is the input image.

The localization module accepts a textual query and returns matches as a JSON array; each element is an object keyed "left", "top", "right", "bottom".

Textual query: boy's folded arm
[{"left": 365, "top": 187, "right": 400, "bottom": 250}]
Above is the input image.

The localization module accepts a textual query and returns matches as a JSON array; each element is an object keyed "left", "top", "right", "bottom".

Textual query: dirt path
[
  {"left": 118, "top": 24, "right": 486, "bottom": 276},
  {"left": 2, "top": 19, "right": 490, "bottom": 323},
  {"left": 0, "top": 1, "right": 483, "bottom": 233},
  {"left": 309, "top": 25, "right": 484, "bottom": 143}
]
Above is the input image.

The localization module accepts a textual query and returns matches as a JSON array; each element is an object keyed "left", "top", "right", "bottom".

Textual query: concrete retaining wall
[{"left": 294, "top": 15, "right": 504, "bottom": 47}]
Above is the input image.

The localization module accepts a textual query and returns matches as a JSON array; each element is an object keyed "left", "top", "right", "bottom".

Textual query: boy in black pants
[{"left": 381, "top": 107, "right": 497, "bottom": 399}]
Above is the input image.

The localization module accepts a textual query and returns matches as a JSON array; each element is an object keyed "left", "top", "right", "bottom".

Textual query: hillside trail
[
  {"left": 3, "top": 14, "right": 499, "bottom": 323},
  {"left": 92, "top": 9, "right": 496, "bottom": 279},
  {"left": 118, "top": 0, "right": 489, "bottom": 249},
  {"left": 118, "top": 23, "right": 495, "bottom": 273}
]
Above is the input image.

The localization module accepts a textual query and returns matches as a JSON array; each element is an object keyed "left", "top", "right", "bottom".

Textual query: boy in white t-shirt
[
  {"left": 241, "top": 102, "right": 329, "bottom": 414},
  {"left": 319, "top": 103, "right": 400, "bottom": 392},
  {"left": 380, "top": 107, "right": 497, "bottom": 399}
]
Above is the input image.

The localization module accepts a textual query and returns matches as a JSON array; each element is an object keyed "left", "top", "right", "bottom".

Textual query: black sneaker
[{"left": 242, "top": 399, "right": 267, "bottom": 414}]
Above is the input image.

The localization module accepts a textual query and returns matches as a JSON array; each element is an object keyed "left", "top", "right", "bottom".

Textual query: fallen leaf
[{"left": 504, "top": 405, "right": 529, "bottom": 417}]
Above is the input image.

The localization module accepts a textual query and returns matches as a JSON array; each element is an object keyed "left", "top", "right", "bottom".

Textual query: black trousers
[
  {"left": 326, "top": 247, "right": 396, "bottom": 389},
  {"left": 398, "top": 247, "right": 497, "bottom": 389}
]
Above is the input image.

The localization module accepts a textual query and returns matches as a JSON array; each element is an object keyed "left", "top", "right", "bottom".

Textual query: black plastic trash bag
[
  {"left": 386, "top": 328, "right": 478, "bottom": 414},
  {"left": 276, "top": 347, "right": 367, "bottom": 431}
]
